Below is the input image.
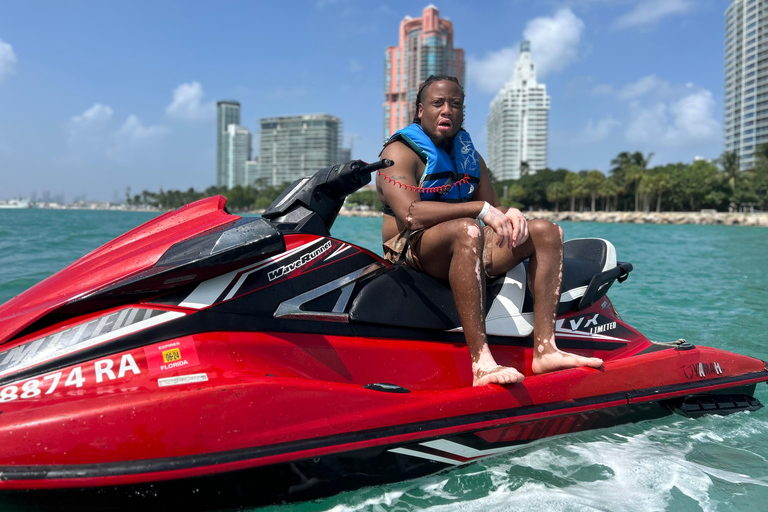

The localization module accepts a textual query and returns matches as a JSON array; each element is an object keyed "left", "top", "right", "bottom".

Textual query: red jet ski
[{"left": 0, "top": 160, "right": 765, "bottom": 511}]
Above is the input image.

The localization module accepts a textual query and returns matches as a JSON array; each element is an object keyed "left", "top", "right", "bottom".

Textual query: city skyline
[{"left": 1, "top": 1, "right": 727, "bottom": 201}]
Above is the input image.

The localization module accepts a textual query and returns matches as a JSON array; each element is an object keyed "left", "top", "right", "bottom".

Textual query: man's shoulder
[{"left": 381, "top": 139, "right": 421, "bottom": 163}]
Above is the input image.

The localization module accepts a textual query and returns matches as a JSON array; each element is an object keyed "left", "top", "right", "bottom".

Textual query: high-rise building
[
  {"left": 724, "top": 0, "right": 766, "bottom": 170},
  {"left": 383, "top": 5, "right": 465, "bottom": 140},
  {"left": 257, "top": 114, "right": 342, "bottom": 186},
  {"left": 217, "top": 100, "right": 241, "bottom": 187},
  {"left": 487, "top": 41, "right": 550, "bottom": 181},
  {"left": 245, "top": 159, "right": 260, "bottom": 187},
  {"left": 225, "top": 124, "right": 252, "bottom": 189}
]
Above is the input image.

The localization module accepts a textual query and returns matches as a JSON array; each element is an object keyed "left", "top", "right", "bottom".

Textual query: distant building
[
  {"left": 217, "top": 100, "right": 241, "bottom": 187},
  {"left": 383, "top": 5, "right": 465, "bottom": 139},
  {"left": 339, "top": 147, "right": 352, "bottom": 162},
  {"left": 487, "top": 41, "right": 550, "bottom": 181},
  {"left": 724, "top": 0, "right": 767, "bottom": 170},
  {"left": 225, "top": 124, "right": 252, "bottom": 189},
  {"left": 245, "top": 159, "right": 260, "bottom": 187},
  {"left": 257, "top": 114, "right": 342, "bottom": 186}
]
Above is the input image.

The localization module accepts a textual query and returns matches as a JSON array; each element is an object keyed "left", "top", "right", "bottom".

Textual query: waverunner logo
[{"left": 268, "top": 240, "right": 332, "bottom": 282}]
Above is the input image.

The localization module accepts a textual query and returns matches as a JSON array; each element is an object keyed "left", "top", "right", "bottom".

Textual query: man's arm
[
  {"left": 473, "top": 154, "right": 529, "bottom": 247},
  {"left": 378, "top": 141, "right": 488, "bottom": 230}
]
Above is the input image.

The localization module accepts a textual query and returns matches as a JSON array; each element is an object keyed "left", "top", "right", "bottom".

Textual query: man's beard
[{"left": 425, "top": 128, "right": 453, "bottom": 151}]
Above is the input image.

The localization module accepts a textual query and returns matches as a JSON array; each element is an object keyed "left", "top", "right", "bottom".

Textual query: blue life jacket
[{"left": 388, "top": 123, "right": 481, "bottom": 202}]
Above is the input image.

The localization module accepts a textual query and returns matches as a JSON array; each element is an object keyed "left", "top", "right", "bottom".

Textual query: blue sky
[{"left": 0, "top": 0, "right": 726, "bottom": 201}]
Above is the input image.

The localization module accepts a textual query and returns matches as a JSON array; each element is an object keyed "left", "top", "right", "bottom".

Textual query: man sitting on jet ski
[{"left": 376, "top": 75, "right": 604, "bottom": 386}]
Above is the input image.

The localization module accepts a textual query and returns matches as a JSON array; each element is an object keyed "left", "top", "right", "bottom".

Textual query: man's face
[{"left": 417, "top": 80, "right": 464, "bottom": 148}]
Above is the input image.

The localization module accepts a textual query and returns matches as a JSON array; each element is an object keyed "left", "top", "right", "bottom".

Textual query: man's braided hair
[{"left": 412, "top": 75, "right": 464, "bottom": 124}]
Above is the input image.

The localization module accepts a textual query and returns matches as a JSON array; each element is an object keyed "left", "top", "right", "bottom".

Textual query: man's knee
[
  {"left": 529, "top": 219, "right": 562, "bottom": 247},
  {"left": 451, "top": 218, "right": 484, "bottom": 254}
]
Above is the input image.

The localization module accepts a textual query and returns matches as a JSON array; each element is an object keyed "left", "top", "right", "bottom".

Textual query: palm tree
[
  {"left": 717, "top": 150, "right": 741, "bottom": 198},
  {"left": 582, "top": 170, "right": 606, "bottom": 212},
  {"left": 564, "top": 173, "right": 584, "bottom": 212},
  {"left": 597, "top": 178, "right": 621, "bottom": 212},
  {"left": 546, "top": 181, "right": 569, "bottom": 212},
  {"left": 610, "top": 151, "right": 633, "bottom": 182},
  {"left": 624, "top": 164, "right": 645, "bottom": 212}
]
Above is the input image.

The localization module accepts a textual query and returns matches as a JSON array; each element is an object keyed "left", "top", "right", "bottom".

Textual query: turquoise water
[{"left": 1, "top": 210, "right": 767, "bottom": 511}]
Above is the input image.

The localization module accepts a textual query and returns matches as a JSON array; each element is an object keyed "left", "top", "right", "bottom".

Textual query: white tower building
[
  {"left": 225, "top": 124, "right": 252, "bottom": 189},
  {"left": 724, "top": 0, "right": 767, "bottom": 170},
  {"left": 216, "top": 101, "right": 241, "bottom": 187},
  {"left": 487, "top": 41, "right": 550, "bottom": 181}
]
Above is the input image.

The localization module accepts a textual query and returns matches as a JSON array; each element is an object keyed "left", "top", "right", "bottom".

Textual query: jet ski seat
[{"left": 348, "top": 238, "right": 631, "bottom": 337}]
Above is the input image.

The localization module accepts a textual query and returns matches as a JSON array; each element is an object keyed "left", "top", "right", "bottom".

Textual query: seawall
[
  {"left": 524, "top": 210, "right": 768, "bottom": 227},
  {"left": 337, "top": 208, "right": 768, "bottom": 226}
]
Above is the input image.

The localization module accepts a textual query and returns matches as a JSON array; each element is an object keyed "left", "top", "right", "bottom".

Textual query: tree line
[
  {"left": 493, "top": 148, "right": 768, "bottom": 213},
  {"left": 127, "top": 147, "right": 768, "bottom": 213}
]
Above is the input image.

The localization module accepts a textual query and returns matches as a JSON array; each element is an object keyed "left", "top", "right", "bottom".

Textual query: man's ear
[{"left": 417, "top": 103, "right": 423, "bottom": 121}]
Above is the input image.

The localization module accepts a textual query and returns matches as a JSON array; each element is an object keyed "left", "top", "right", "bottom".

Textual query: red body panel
[
  {"left": 0, "top": 320, "right": 765, "bottom": 489},
  {"left": 0, "top": 196, "right": 237, "bottom": 344}
]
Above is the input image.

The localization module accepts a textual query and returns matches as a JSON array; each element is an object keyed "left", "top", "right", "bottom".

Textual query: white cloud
[
  {"left": 165, "top": 81, "right": 215, "bottom": 120},
  {"left": 70, "top": 103, "right": 114, "bottom": 125},
  {"left": 467, "top": 47, "right": 518, "bottom": 94},
  {"left": 114, "top": 115, "right": 170, "bottom": 146},
  {"left": 617, "top": 74, "right": 668, "bottom": 100},
  {"left": 612, "top": 0, "right": 695, "bottom": 31},
  {"left": 577, "top": 117, "right": 622, "bottom": 143},
  {"left": 523, "top": 8, "right": 585, "bottom": 78},
  {"left": 625, "top": 89, "right": 719, "bottom": 147},
  {"left": 68, "top": 105, "right": 169, "bottom": 160},
  {"left": 0, "top": 38, "right": 17, "bottom": 82},
  {"left": 67, "top": 104, "right": 114, "bottom": 146},
  {"left": 468, "top": 9, "right": 584, "bottom": 94}
]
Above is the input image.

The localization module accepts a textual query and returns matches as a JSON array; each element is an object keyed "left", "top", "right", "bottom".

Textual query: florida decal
[{"left": 144, "top": 339, "right": 200, "bottom": 376}]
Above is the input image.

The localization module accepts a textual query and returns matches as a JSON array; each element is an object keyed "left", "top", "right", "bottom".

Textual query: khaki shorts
[{"left": 382, "top": 224, "right": 495, "bottom": 277}]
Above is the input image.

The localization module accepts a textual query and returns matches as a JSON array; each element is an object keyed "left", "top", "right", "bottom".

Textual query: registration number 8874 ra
[{"left": 0, "top": 354, "right": 141, "bottom": 403}]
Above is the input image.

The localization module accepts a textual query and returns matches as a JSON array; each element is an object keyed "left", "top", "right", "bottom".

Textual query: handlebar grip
[{"left": 358, "top": 159, "right": 394, "bottom": 174}]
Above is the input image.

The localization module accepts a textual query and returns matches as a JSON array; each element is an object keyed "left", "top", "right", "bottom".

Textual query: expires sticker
[
  {"left": 158, "top": 373, "right": 208, "bottom": 387},
  {"left": 144, "top": 339, "right": 200, "bottom": 376}
]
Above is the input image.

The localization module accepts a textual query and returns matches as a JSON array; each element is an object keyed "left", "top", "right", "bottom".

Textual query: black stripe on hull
[{"left": 0, "top": 400, "right": 676, "bottom": 512}]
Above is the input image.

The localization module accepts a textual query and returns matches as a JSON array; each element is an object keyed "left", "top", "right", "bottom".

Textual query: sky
[{"left": 0, "top": 0, "right": 728, "bottom": 202}]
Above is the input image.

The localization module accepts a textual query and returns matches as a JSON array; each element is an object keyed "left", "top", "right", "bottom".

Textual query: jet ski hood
[{"left": 0, "top": 196, "right": 238, "bottom": 345}]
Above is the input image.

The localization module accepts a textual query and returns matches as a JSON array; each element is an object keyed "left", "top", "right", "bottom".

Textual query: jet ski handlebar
[
  {"left": 355, "top": 158, "right": 394, "bottom": 175},
  {"left": 261, "top": 159, "right": 395, "bottom": 236}
]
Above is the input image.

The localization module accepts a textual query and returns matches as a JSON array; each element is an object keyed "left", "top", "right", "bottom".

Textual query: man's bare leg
[
  {"left": 490, "top": 220, "right": 603, "bottom": 374},
  {"left": 414, "top": 218, "right": 524, "bottom": 386}
]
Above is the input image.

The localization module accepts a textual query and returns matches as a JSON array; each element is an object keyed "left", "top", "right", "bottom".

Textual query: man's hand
[
  {"left": 504, "top": 208, "right": 529, "bottom": 247},
  {"left": 482, "top": 206, "right": 516, "bottom": 249}
]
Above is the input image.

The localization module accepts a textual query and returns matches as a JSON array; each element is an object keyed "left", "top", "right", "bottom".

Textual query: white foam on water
[
  {"left": 325, "top": 490, "right": 405, "bottom": 512},
  {"left": 408, "top": 422, "right": 768, "bottom": 512}
]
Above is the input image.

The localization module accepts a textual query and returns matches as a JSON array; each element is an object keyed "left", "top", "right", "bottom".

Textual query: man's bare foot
[
  {"left": 473, "top": 365, "right": 525, "bottom": 386},
  {"left": 531, "top": 349, "right": 603, "bottom": 375}
]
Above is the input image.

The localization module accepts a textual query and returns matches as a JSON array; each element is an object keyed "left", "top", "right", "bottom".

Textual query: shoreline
[
  {"left": 335, "top": 208, "right": 768, "bottom": 227},
  {"left": 524, "top": 210, "right": 768, "bottom": 227},
  {"left": 9, "top": 206, "right": 767, "bottom": 227}
]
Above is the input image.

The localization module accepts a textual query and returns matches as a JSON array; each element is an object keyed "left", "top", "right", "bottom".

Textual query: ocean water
[{"left": 1, "top": 210, "right": 767, "bottom": 512}]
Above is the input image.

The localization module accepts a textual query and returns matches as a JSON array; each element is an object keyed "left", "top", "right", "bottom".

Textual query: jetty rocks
[{"left": 525, "top": 211, "right": 768, "bottom": 227}]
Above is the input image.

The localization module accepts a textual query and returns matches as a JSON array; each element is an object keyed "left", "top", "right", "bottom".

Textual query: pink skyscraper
[{"left": 383, "top": 5, "right": 465, "bottom": 140}]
